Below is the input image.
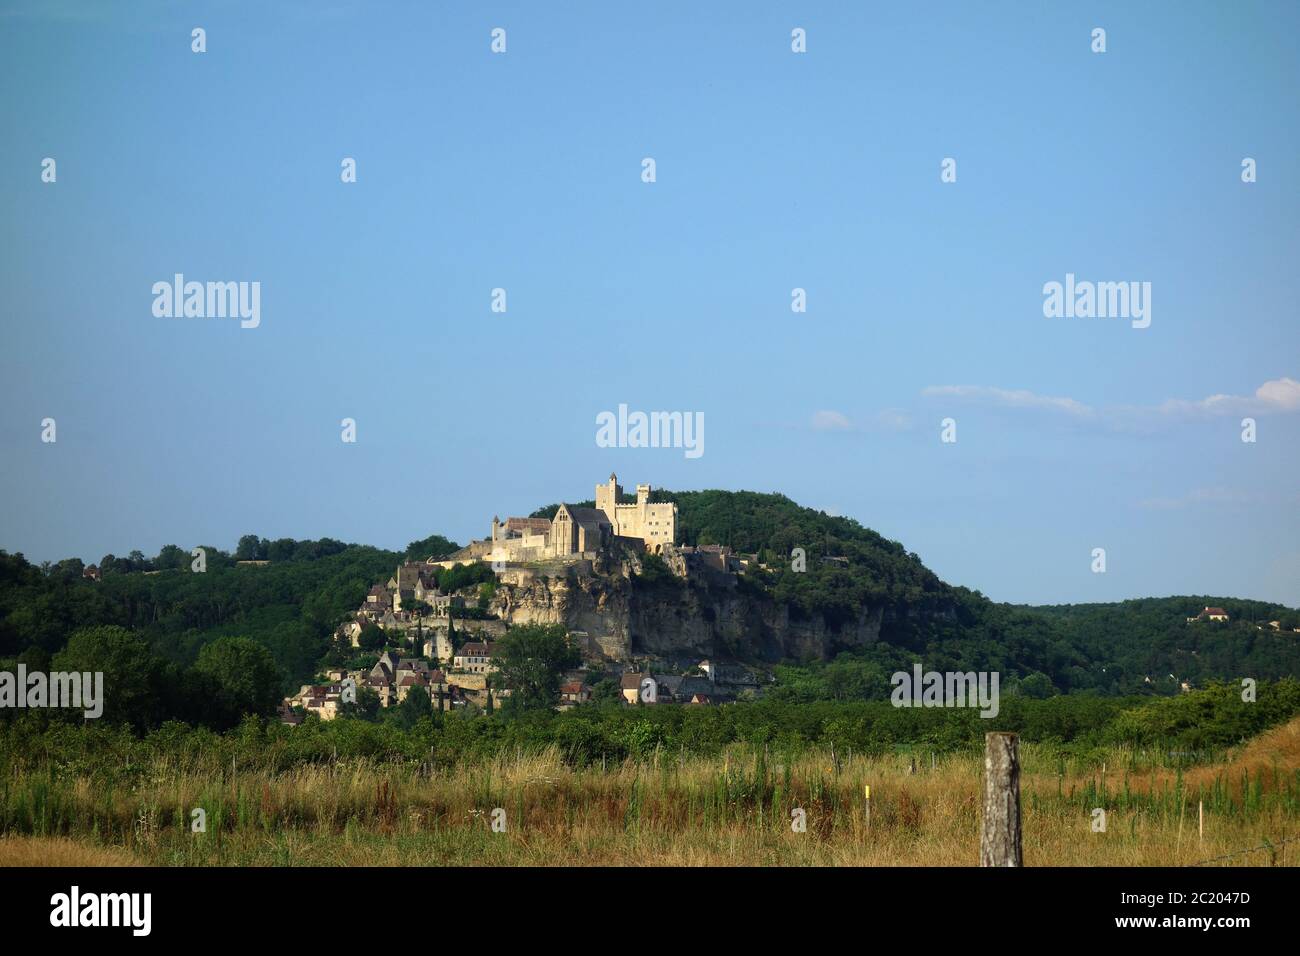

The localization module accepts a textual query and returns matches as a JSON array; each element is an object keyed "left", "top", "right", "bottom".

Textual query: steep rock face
[{"left": 489, "top": 570, "right": 886, "bottom": 662}]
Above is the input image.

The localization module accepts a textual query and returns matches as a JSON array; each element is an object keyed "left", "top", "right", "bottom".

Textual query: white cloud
[
  {"left": 810, "top": 410, "right": 854, "bottom": 432},
  {"left": 807, "top": 408, "right": 915, "bottom": 433},
  {"left": 921, "top": 385, "right": 1095, "bottom": 418},
  {"left": 1137, "top": 487, "right": 1253, "bottom": 510},
  {"left": 872, "top": 408, "right": 914, "bottom": 431},
  {"left": 923, "top": 377, "right": 1300, "bottom": 428},
  {"left": 1255, "top": 377, "right": 1300, "bottom": 410}
]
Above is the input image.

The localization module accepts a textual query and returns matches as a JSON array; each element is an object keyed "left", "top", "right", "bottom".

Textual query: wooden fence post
[{"left": 980, "top": 732, "right": 1023, "bottom": 867}]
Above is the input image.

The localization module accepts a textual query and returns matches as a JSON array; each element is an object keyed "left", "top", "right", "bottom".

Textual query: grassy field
[{"left": 2, "top": 718, "right": 1297, "bottom": 866}]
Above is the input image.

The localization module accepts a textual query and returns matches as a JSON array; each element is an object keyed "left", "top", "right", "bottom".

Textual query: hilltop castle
[
  {"left": 468, "top": 474, "right": 676, "bottom": 566},
  {"left": 594, "top": 473, "right": 677, "bottom": 550}
]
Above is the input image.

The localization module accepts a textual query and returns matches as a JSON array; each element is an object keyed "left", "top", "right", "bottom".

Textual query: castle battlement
[
  {"left": 594, "top": 474, "right": 677, "bottom": 549},
  {"left": 485, "top": 474, "right": 677, "bottom": 566}
]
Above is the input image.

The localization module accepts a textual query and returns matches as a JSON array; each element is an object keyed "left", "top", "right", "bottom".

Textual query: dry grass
[
  {"left": 3, "top": 722, "right": 1298, "bottom": 866},
  {"left": 1127, "top": 716, "right": 1300, "bottom": 798},
  {"left": 0, "top": 835, "right": 142, "bottom": 867}
]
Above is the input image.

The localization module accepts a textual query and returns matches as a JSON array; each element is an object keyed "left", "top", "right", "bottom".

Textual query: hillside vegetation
[
  {"left": 659, "top": 490, "right": 1299, "bottom": 697},
  {"left": 1, "top": 489, "right": 1296, "bottom": 734}
]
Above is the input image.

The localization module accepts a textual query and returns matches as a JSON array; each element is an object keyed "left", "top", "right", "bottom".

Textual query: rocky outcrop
[{"left": 488, "top": 565, "right": 887, "bottom": 663}]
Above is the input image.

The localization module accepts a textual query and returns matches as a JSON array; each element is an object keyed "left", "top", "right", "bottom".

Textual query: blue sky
[{"left": 1, "top": 0, "right": 1297, "bottom": 606}]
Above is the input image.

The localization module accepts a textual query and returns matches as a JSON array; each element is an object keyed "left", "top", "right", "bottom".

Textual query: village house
[
  {"left": 358, "top": 650, "right": 463, "bottom": 711},
  {"left": 370, "top": 563, "right": 465, "bottom": 619},
  {"left": 618, "top": 671, "right": 723, "bottom": 705},
  {"left": 365, "top": 673, "right": 396, "bottom": 708},
  {"left": 422, "top": 630, "right": 455, "bottom": 664},
  {"left": 453, "top": 642, "right": 499, "bottom": 675},
  {"left": 660, "top": 544, "right": 745, "bottom": 585},
  {"left": 365, "top": 584, "right": 391, "bottom": 611},
  {"left": 694, "top": 661, "right": 760, "bottom": 696},
  {"left": 286, "top": 682, "right": 349, "bottom": 720},
  {"left": 336, "top": 618, "right": 365, "bottom": 647},
  {"left": 343, "top": 564, "right": 470, "bottom": 652},
  {"left": 423, "top": 620, "right": 506, "bottom": 666},
  {"left": 370, "top": 650, "right": 437, "bottom": 686},
  {"left": 655, "top": 674, "right": 715, "bottom": 703},
  {"left": 558, "top": 679, "right": 591, "bottom": 710},
  {"left": 620, "top": 672, "right": 649, "bottom": 705},
  {"left": 395, "top": 672, "right": 429, "bottom": 703},
  {"left": 1187, "top": 606, "right": 1230, "bottom": 623}
]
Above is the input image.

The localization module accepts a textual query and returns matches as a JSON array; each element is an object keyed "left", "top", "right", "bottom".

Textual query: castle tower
[{"left": 596, "top": 473, "right": 622, "bottom": 531}]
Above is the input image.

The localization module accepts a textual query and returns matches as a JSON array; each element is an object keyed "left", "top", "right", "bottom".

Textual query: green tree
[
  {"left": 266, "top": 538, "right": 296, "bottom": 562},
  {"left": 17, "top": 644, "right": 51, "bottom": 673},
  {"left": 51, "top": 558, "right": 85, "bottom": 581},
  {"left": 155, "top": 544, "right": 188, "bottom": 571},
  {"left": 357, "top": 621, "right": 386, "bottom": 652},
  {"left": 193, "top": 637, "right": 283, "bottom": 726},
  {"left": 491, "top": 623, "right": 581, "bottom": 712},
  {"left": 404, "top": 534, "right": 460, "bottom": 561},
  {"left": 234, "top": 535, "right": 264, "bottom": 560},
  {"left": 51, "top": 625, "right": 164, "bottom": 728},
  {"left": 588, "top": 678, "right": 622, "bottom": 707},
  {"left": 340, "top": 685, "right": 381, "bottom": 721},
  {"left": 404, "top": 599, "right": 431, "bottom": 654},
  {"left": 395, "top": 685, "right": 431, "bottom": 728},
  {"left": 1017, "top": 672, "right": 1055, "bottom": 699}
]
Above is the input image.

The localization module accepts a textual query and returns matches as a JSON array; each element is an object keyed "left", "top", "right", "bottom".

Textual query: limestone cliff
[{"left": 487, "top": 565, "right": 887, "bottom": 663}]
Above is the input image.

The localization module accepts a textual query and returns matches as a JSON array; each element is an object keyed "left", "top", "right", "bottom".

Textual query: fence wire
[{"left": 1187, "top": 833, "right": 1298, "bottom": 866}]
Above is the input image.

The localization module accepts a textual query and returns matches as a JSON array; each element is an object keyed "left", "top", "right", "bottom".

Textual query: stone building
[
  {"left": 482, "top": 474, "right": 677, "bottom": 565},
  {"left": 453, "top": 641, "right": 499, "bottom": 675},
  {"left": 593, "top": 474, "right": 677, "bottom": 550}
]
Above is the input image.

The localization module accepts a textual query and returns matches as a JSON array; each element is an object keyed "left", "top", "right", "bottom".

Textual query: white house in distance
[
  {"left": 454, "top": 641, "right": 499, "bottom": 675},
  {"left": 1186, "top": 606, "right": 1230, "bottom": 623}
]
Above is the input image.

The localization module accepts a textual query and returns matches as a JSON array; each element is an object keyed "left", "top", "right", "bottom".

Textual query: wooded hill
[{"left": 1, "top": 489, "right": 1295, "bottom": 710}]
